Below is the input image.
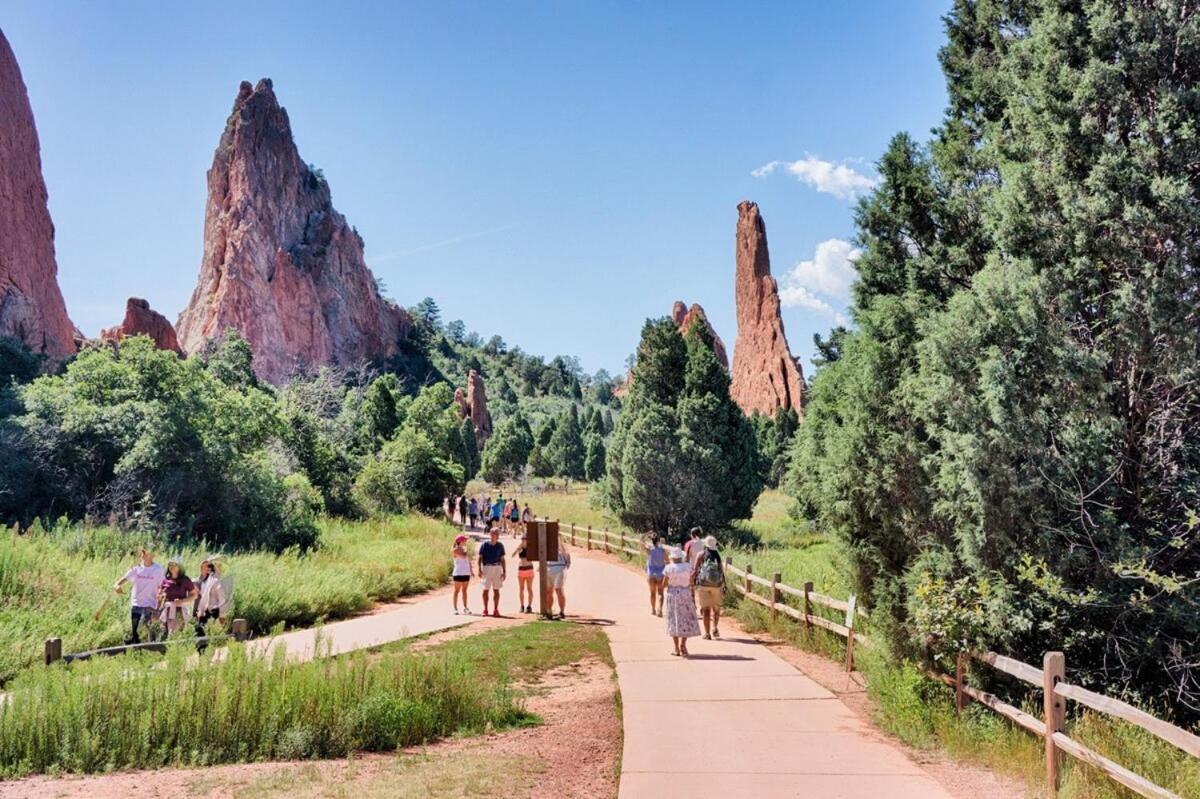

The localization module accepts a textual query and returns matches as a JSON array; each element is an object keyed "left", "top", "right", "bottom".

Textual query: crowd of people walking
[
  {"left": 446, "top": 492, "right": 532, "bottom": 537},
  {"left": 646, "top": 527, "right": 725, "bottom": 657}
]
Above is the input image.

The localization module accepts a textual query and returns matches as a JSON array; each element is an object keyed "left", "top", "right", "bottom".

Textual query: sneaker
[
  {"left": 526, "top": 606, "right": 533, "bottom": 613},
  {"left": 453, "top": 609, "right": 459, "bottom": 615},
  {"left": 703, "top": 633, "right": 712, "bottom": 640},
  {"left": 492, "top": 610, "right": 501, "bottom": 618},
  {"left": 713, "top": 629, "right": 721, "bottom": 639}
]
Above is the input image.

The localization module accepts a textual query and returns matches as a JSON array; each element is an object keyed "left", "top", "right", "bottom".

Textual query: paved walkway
[
  {"left": 206, "top": 527, "right": 954, "bottom": 798},
  {"left": 558, "top": 545, "right": 955, "bottom": 799}
]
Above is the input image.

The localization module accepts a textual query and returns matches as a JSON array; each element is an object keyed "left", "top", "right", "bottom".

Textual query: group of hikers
[
  {"left": 447, "top": 508, "right": 725, "bottom": 656},
  {"left": 112, "top": 546, "right": 232, "bottom": 646},
  {"left": 445, "top": 493, "right": 532, "bottom": 536},
  {"left": 450, "top": 525, "right": 572, "bottom": 617},
  {"left": 644, "top": 527, "right": 725, "bottom": 657}
]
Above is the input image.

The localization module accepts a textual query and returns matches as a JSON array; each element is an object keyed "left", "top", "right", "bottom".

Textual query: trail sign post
[{"left": 524, "top": 519, "right": 559, "bottom": 619}]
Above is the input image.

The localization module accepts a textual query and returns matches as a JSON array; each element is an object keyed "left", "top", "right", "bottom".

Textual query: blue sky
[{"left": 3, "top": 1, "right": 950, "bottom": 375}]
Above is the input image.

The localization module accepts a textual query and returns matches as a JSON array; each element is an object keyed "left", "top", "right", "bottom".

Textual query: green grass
[
  {"left": 0, "top": 635, "right": 528, "bottom": 777},
  {"left": 0, "top": 514, "right": 454, "bottom": 686},
  {"left": 0, "top": 622, "right": 613, "bottom": 779}
]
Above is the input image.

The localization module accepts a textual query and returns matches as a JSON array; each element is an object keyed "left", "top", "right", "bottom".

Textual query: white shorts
[
  {"left": 547, "top": 568, "right": 566, "bottom": 589},
  {"left": 481, "top": 564, "right": 505, "bottom": 590}
]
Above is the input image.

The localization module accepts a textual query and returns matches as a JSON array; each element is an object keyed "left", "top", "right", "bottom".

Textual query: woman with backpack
[{"left": 692, "top": 535, "right": 725, "bottom": 639}]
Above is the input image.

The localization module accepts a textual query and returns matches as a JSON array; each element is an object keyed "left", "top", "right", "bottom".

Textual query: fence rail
[
  {"left": 550, "top": 518, "right": 1197, "bottom": 799},
  {"left": 45, "top": 619, "right": 249, "bottom": 666}
]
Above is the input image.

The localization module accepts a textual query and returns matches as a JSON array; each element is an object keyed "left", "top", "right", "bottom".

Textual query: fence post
[
  {"left": 586, "top": 525, "right": 592, "bottom": 551},
  {"left": 745, "top": 563, "right": 753, "bottom": 595},
  {"left": 231, "top": 618, "right": 248, "bottom": 642},
  {"left": 844, "top": 594, "right": 857, "bottom": 672},
  {"left": 955, "top": 653, "right": 966, "bottom": 714},
  {"left": 802, "top": 581, "right": 813, "bottom": 629},
  {"left": 604, "top": 528, "right": 610, "bottom": 554},
  {"left": 771, "top": 572, "right": 781, "bottom": 624},
  {"left": 570, "top": 522, "right": 576, "bottom": 546},
  {"left": 44, "top": 637, "right": 62, "bottom": 665},
  {"left": 1043, "top": 651, "right": 1066, "bottom": 797}
]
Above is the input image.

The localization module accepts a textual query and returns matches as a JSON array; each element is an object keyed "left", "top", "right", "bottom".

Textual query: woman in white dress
[{"left": 663, "top": 548, "right": 701, "bottom": 657}]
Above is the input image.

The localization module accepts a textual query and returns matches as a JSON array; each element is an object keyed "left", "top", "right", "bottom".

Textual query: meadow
[{"left": 0, "top": 514, "right": 453, "bottom": 686}]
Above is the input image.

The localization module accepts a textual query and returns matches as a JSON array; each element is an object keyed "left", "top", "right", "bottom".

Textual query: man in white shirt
[{"left": 113, "top": 546, "right": 165, "bottom": 644}]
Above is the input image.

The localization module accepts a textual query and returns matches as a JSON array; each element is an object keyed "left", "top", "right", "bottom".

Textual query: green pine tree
[{"left": 584, "top": 433, "right": 606, "bottom": 482}]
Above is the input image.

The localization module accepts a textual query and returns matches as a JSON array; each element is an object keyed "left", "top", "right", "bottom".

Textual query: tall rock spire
[
  {"left": 729, "top": 201, "right": 805, "bottom": 416},
  {"left": 0, "top": 29, "right": 77, "bottom": 362},
  {"left": 175, "top": 79, "right": 408, "bottom": 384}
]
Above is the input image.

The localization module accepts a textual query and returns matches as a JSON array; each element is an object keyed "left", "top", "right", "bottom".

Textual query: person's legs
[
  {"left": 555, "top": 587, "right": 566, "bottom": 617},
  {"left": 656, "top": 579, "right": 665, "bottom": 614},
  {"left": 481, "top": 581, "right": 490, "bottom": 614},
  {"left": 701, "top": 607, "right": 712, "bottom": 637},
  {"left": 672, "top": 635, "right": 681, "bottom": 655},
  {"left": 129, "top": 607, "right": 142, "bottom": 644},
  {"left": 712, "top": 607, "right": 721, "bottom": 637},
  {"left": 491, "top": 589, "right": 501, "bottom": 615},
  {"left": 648, "top": 578, "right": 657, "bottom": 612}
]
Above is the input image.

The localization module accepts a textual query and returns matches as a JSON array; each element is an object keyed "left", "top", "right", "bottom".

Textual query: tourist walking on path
[
  {"left": 477, "top": 528, "right": 506, "bottom": 617},
  {"left": 468, "top": 497, "right": 479, "bottom": 530},
  {"left": 643, "top": 533, "right": 666, "bottom": 616},
  {"left": 509, "top": 499, "right": 521, "bottom": 538},
  {"left": 544, "top": 546, "right": 572, "bottom": 619},
  {"left": 491, "top": 497, "right": 504, "bottom": 534},
  {"left": 194, "top": 555, "right": 231, "bottom": 648},
  {"left": 158, "top": 556, "right": 197, "bottom": 635},
  {"left": 693, "top": 535, "right": 726, "bottom": 639},
  {"left": 521, "top": 503, "right": 532, "bottom": 526},
  {"left": 457, "top": 495, "right": 468, "bottom": 529},
  {"left": 514, "top": 536, "right": 535, "bottom": 613},
  {"left": 113, "top": 546, "right": 165, "bottom": 644},
  {"left": 663, "top": 548, "right": 701, "bottom": 656},
  {"left": 451, "top": 535, "right": 473, "bottom": 614}
]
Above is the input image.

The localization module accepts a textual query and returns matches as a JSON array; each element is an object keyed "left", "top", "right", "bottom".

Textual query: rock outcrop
[
  {"left": 175, "top": 79, "right": 408, "bottom": 384},
  {"left": 729, "top": 201, "right": 805, "bottom": 417},
  {"left": 0, "top": 30, "right": 77, "bottom": 362},
  {"left": 101, "top": 298, "right": 181, "bottom": 353},
  {"left": 672, "top": 300, "right": 729, "bottom": 370},
  {"left": 454, "top": 369, "right": 493, "bottom": 445}
]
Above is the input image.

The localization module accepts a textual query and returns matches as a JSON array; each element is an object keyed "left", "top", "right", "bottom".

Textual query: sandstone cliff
[
  {"left": 729, "top": 201, "right": 805, "bottom": 417},
  {"left": 672, "top": 300, "right": 729, "bottom": 370},
  {"left": 0, "top": 29, "right": 77, "bottom": 362},
  {"left": 454, "top": 369, "right": 493, "bottom": 446},
  {"left": 101, "top": 297, "right": 181, "bottom": 353},
  {"left": 175, "top": 79, "right": 408, "bottom": 384}
]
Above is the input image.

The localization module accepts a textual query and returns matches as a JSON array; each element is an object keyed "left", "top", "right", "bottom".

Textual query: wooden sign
[{"left": 523, "top": 519, "right": 559, "bottom": 562}]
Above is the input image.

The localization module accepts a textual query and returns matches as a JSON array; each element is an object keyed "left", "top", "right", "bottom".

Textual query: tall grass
[
  {"left": 0, "top": 514, "right": 453, "bottom": 685},
  {"left": 0, "top": 638, "right": 527, "bottom": 777}
]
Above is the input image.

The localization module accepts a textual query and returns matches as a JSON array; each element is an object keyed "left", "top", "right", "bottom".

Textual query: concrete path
[
  {"left": 556, "top": 545, "right": 955, "bottom": 799},
  {"left": 231, "top": 527, "right": 954, "bottom": 798}
]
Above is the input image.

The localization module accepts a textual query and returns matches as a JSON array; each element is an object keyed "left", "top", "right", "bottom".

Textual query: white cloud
[
  {"left": 779, "top": 238, "right": 860, "bottom": 326},
  {"left": 784, "top": 238, "right": 861, "bottom": 299},
  {"left": 752, "top": 155, "right": 878, "bottom": 200}
]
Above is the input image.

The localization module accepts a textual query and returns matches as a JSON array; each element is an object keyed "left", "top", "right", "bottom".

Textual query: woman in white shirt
[
  {"left": 194, "top": 555, "right": 231, "bottom": 650},
  {"left": 663, "top": 548, "right": 701, "bottom": 657}
]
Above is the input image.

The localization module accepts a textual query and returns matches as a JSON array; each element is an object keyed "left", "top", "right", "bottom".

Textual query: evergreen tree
[
  {"left": 605, "top": 317, "right": 758, "bottom": 534},
  {"left": 790, "top": 0, "right": 1200, "bottom": 712},
  {"left": 527, "top": 443, "right": 554, "bottom": 478},
  {"left": 458, "top": 416, "right": 479, "bottom": 481},
  {"left": 535, "top": 416, "right": 557, "bottom": 447},
  {"left": 584, "top": 433, "right": 606, "bottom": 482},
  {"left": 479, "top": 412, "right": 533, "bottom": 483},
  {"left": 546, "top": 406, "right": 586, "bottom": 480},
  {"left": 360, "top": 374, "right": 401, "bottom": 449}
]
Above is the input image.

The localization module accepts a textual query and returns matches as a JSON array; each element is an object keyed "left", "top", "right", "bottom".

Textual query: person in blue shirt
[
  {"left": 643, "top": 533, "right": 667, "bottom": 616},
  {"left": 491, "top": 498, "right": 504, "bottom": 530},
  {"left": 476, "top": 528, "right": 507, "bottom": 616}
]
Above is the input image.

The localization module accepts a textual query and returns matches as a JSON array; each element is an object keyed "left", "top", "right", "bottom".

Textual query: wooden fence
[
  {"left": 552, "top": 521, "right": 1198, "bottom": 799},
  {"left": 45, "top": 618, "right": 249, "bottom": 666}
]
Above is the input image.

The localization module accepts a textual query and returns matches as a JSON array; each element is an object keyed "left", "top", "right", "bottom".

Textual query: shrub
[{"left": 355, "top": 429, "right": 464, "bottom": 515}]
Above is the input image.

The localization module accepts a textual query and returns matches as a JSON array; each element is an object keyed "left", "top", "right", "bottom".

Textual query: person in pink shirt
[{"left": 113, "top": 546, "right": 165, "bottom": 644}]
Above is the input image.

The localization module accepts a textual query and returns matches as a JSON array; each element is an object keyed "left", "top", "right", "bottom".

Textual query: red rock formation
[
  {"left": 0, "top": 30, "right": 76, "bottom": 362},
  {"left": 729, "top": 201, "right": 805, "bottom": 417},
  {"left": 175, "top": 79, "right": 409, "bottom": 384},
  {"left": 101, "top": 298, "right": 181, "bottom": 353},
  {"left": 672, "top": 300, "right": 729, "bottom": 370},
  {"left": 454, "top": 370, "right": 493, "bottom": 445}
]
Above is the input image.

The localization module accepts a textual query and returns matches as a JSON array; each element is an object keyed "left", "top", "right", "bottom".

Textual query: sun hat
[
  {"left": 703, "top": 535, "right": 718, "bottom": 550},
  {"left": 454, "top": 534, "right": 468, "bottom": 544},
  {"left": 166, "top": 555, "right": 184, "bottom": 568},
  {"left": 669, "top": 548, "right": 685, "bottom": 562}
]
